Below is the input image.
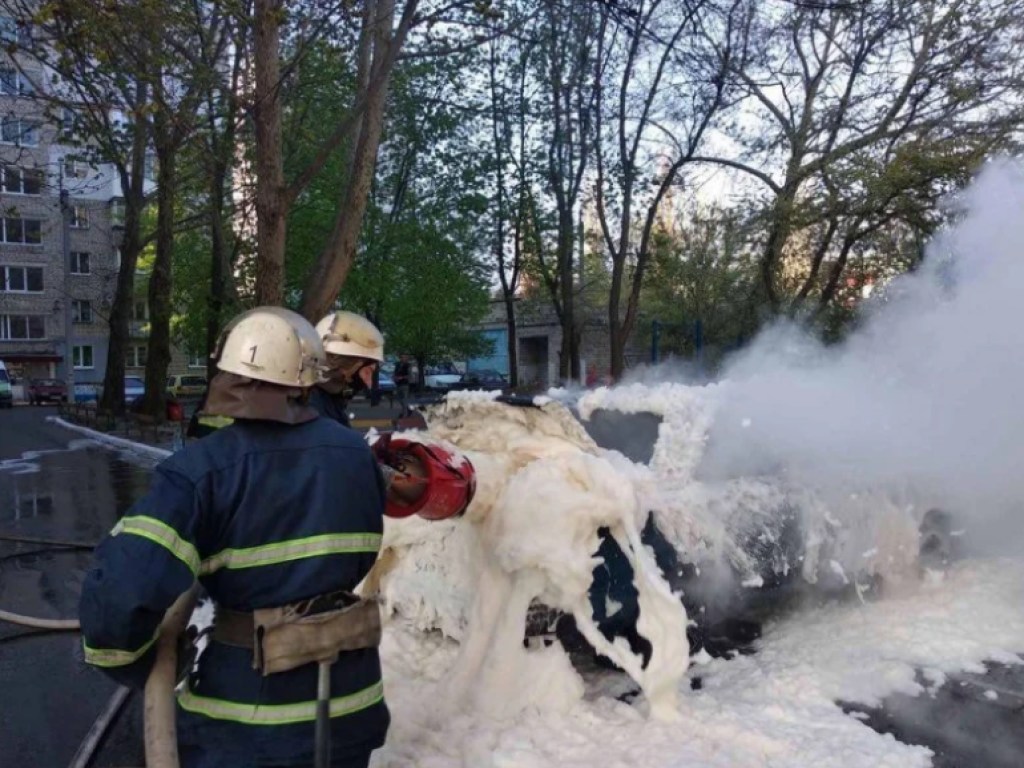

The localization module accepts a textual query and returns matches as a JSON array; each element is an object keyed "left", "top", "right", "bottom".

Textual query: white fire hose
[{"left": 0, "top": 588, "right": 196, "bottom": 768}]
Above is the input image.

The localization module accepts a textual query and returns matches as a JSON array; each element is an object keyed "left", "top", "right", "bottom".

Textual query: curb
[{"left": 47, "top": 416, "right": 172, "bottom": 461}]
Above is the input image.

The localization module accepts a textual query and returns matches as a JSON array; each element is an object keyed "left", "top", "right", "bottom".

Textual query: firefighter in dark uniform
[
  {"left": 79, "top": 307, "right": 390, "bottom": 768},
  {"left": 311, "top": 312, "right": 385, "bottom": 427}
]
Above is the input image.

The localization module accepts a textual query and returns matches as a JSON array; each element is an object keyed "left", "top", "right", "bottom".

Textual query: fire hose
[
  {"left": 0, "top": 436, "right": 476, "bottom": 766},
  {"left": 0, "top": 579, "right": 194, "bottom": 768}
]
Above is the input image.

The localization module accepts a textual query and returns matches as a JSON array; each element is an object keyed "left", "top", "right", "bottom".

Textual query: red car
[{"left": 28, "top": 378, "right": 68, "bottom": 405}]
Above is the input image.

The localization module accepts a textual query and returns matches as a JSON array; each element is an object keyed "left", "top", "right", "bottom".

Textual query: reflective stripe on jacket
[{"left": 79, "top": 417, "right": 390, "bottom": 760}]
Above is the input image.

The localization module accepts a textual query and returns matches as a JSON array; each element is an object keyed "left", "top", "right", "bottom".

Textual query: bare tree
[
  {"left": 693, "top": 0, "right": 1024, "bottom": 316},
  {"left": 529, "top": 0, "right": 603, "bottom": 382},
  {"left": 592, "top": 0, "right": 740, "bottom": 379},
  {"left": 486, "top": 31, "right": 532, "bottom": 387}
]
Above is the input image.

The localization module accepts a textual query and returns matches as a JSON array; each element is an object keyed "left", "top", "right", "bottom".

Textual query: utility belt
[{"left": 212, "top": 591, "right": 382, "bottom": 676}]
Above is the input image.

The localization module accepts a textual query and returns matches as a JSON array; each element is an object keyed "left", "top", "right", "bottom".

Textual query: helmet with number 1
[
  {"left": 216, "top": 307, "right": 324, "bottom": 388},
  {"left": 316, "top": 311, "right": 385, "bottom": 363}
]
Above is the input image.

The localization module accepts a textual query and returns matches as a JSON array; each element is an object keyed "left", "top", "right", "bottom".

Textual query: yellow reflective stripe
[
  {"left": 112, "top": 515, "right": 200, "bottom": 576},
  {"left": 83, "top": 630, "right": 159, "bottom": 668},
  {"left": 200, "top": 533, "right": 382, "bottom": 575},
  {"left": 198, "top": 415, "right": 233, "bottom": 428},
  {"left": 177, "top": 680, "right": 384, "bottom": 725}
]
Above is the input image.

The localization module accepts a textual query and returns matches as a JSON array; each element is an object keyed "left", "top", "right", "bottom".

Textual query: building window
[
  {"left": 73, "top": 345, "right": 94, "bottom": 369},
  {"left": 188, "top": 352, "right": 205, "bottom": 368},
  {"left": 70, "top": 205, "right": 89, "bottom": 228},
  {"left": 0, "top": 314, "right": 45, "bottom": 340},
  {"left": 62, "top": 158, "right": 89, "bottom": 180},
  {"left": 0, "top": 67, "right": 32, "bottom": 96},
  {"left": 70, "top": 251, "right": 90, "bottom": 274},
  {"left": 110, "top": 198, "right": 125, "bottom": 227},
  {"left": 1, "top": 265, "right": 42, "bottom": 292},
  {"left": 1, "top": 217, "right": 42, "bottom": 244},
  {"left": 127, "top": 344, "right": 147, "bottom": 368},
  {"left": 2, "top": 166, "right": 43, "bottom": 195},
  {"left": 0, "top": 16, "right": 31, "bottom": 47},
  {"left": 72, "top": 299, "right": 92, "bottom": 324},
  {"left": 0, "top": 118, "right": 39, "bottom": 147},
  {"left": 132, "top": 299, "right": 148, "bottom": 321}
]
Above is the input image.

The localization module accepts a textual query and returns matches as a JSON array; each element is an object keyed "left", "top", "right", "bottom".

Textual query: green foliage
[
  {"left": 639, "top": 204, "right": 761, "bottom": 367},
  {"left": 282, "top": 39, "right": 492, "bottom": 363},
  {"left": 343, "top": 213, "right": 492, "bottom": 362}
]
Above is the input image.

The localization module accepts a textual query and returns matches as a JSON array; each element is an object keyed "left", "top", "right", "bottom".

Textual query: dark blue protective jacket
[
  {"left": 308, "top": 387, "right": 351, "bottom": 427},
  {"left": 79, "top": 417, "right": 389, "bottom": 766}
]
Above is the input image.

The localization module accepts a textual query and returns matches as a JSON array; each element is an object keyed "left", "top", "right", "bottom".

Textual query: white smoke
[{"left": 701, "top": 159, "right": 1024, "bottom": 555}]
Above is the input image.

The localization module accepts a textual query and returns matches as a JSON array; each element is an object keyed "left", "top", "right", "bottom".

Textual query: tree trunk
[
  {"left": 206, "top": 25, "right": 243, "bottom": 374},
  {"left": 503, "top": 296, "right": 518, "bottom": 388},
  {"left": 556, "top": 207, "right": 577, "bottom": 382},
  {"left": 99, "top": 80, "right": 149, "bottom": 415},
  {"left": 100, "top": 257, "right": 135, "bottom": 415},
  {"left": 253, "top": 0, "right": 286, "bottom": 306},
  {"left": 139, "top": 138, "right": 176, "bottom": 420},
  {"left": 300, "top": 59, "right": 394, "bottom": 321},
  {"left": 206, "top": 166, "right": 231, "bottom": 377}
]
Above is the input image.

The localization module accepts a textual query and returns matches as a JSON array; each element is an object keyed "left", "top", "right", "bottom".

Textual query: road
[{"left": 0, "top": 406, "right": 150, "bottom": 767}]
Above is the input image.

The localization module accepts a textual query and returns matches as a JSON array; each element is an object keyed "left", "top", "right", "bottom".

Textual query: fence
[{"left": 58, "top": 401, "right": 184, "bottom": 446}]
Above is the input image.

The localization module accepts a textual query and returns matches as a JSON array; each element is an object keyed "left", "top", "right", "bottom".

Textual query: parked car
[
  {"left": 423, "top": 365, "right": 463, "bottom": 392},
  {"left": 73, "top": 383, "right": 99, "bottom": 404},
  {"left": 167, "top": 374, "right": 207, "bottom": 399},
  {"left": 453, "top": 369, "right": 509, "bottom": 392},
  {"left": 124, "top": 376, "right": 145, "bottom": 401},
  {"left": 27, "top": 379, "right": 67, "bottom": 405}
]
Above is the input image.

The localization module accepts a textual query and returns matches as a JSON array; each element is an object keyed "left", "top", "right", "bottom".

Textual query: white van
[{"left": 0, "top": 360, "right": 12, "bottom": 408}]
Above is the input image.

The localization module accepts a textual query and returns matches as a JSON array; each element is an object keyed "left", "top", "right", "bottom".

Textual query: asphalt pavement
[{"left": 0, "top": 405, "right": 149, "bottom": 767}]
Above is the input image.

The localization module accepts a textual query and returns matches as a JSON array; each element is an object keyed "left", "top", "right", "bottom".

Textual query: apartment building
[{"left": 0, "top": 15, "right": 197, "bottom": 396}]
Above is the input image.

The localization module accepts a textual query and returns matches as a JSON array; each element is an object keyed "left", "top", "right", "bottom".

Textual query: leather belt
[{"left": 212, "top": 606, "right": 256, "bottom": 648}]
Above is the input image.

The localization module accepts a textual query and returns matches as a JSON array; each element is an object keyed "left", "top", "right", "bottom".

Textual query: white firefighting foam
[
  {"left": 577, "top": 382, "right": 921, "bottom": 589},
  {"left": 369, "top": 395, "right": 689, "bottom": 719},
  {"left": 370, "top": 385, "right": 926, "bottom": 721}
]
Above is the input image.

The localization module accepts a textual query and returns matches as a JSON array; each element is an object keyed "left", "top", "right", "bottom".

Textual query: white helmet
[
  {"left": 316, "top": 311, "right": 384, "bottom": 362},
  {"left": 216, "top": 307, "right": 324, "bottom": 388}
]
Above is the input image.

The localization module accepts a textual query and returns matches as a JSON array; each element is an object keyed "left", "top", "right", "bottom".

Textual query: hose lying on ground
[
  {"left": 67, "top": 686, "right": 132, "bottom": 768},
  {"left": 0, "top": 532, "right": 97, "bottom": 549},
  {"left": 1, "top": 589, "right": 197, "bottom": 768},
  {"left": 0, "top": 608, "right": 81, "bottom": 630}
]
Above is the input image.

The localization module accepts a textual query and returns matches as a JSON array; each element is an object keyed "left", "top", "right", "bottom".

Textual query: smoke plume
[{"left": 700, "top": 159, "right": 1024, "bottom": 555}]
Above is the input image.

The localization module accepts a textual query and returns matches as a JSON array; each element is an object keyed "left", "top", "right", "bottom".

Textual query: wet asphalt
[{"left": 1, "top": 406, "right": 150, "bottom": 767}]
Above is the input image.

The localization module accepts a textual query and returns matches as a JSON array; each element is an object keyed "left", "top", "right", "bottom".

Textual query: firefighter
[
  {"left": 312, "top": 311, "right": 385, "bottom": 427},
  {"left": 79, "top": 307, "right": 392, "bottom": 768}
]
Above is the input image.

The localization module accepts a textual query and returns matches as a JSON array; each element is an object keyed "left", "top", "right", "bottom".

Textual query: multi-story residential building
[
  {"left": 0, "top": 17, "right": 120, "bottom": 391},
  {"left": 0, "top": 15, "right": 198, "bottom": 397}
]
